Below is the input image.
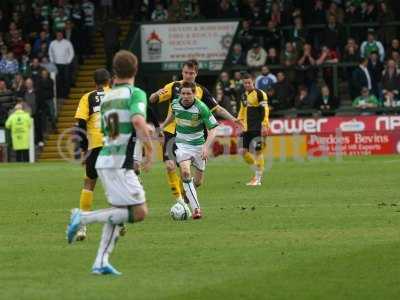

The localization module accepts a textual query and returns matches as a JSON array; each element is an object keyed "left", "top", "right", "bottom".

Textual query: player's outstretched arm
[
  {"left": 159, "top": 109, "right": 175, "bottom": 131},
  {"left": 149, "top": 88, "right": 167, "bottom": 104},
  {"left": 132, "top": 114, "right": 153, "bottom": 172},
  {"left": 214, "top": 105, "right": 243, "bottom": 129},
  {"left": 202, "top": 127, "right": 218, "bottom": 160}
]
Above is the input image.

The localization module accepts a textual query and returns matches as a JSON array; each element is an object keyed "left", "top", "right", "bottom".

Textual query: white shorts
[
  {"left": 133, "top": 139, "right": 143, "bottom": 162},
  {"left": 175, "top": 143, "right": 206, "bottom": 171},
  {"left": 97, "top": 168, "right": 145, "bottom": 206}
]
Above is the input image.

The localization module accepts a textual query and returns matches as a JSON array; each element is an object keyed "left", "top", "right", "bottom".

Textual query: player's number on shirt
[{"left": 106, "top": 113, "right": 119, "bottom": 139}]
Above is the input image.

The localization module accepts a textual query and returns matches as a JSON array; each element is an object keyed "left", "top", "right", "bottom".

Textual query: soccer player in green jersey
[
  {"left": 160, "top": 82, "right": 219, "bottom": 219},
  {"left": 66, "top": 50, "right": 153, "bottom": 275}
]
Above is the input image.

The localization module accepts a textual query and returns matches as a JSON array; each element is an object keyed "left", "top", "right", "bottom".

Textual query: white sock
[
  {"left": 93, "top": 223, "right": 120, "bottom": 269},
  {"left": 81, "top": 207, "right": 129, "bottom": 225},
  {"left": 183, "top": 178, "right": 200, "bottom": 210},
  {"left": 255, "top": 170, "right": 263, "bottom": 181}
]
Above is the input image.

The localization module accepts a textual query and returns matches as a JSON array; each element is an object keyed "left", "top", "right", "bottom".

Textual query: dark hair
[
  {"left": 359, "top": 56, "right": 369, "bottom": 64},
  {"left": 93, "top": 68, "right": 110, "bottom": 85},
  {"left": 113, "top": 50, "right": 138, "bottom": 79},
  {"left": 181, "top": 81, "right": 196, "bottom": 93},
  {"left": 182, "top": 59, "right": 199, "bottom": 72},
  {"left": 241, "top": 72, "right": 253, "bottom": 80}
]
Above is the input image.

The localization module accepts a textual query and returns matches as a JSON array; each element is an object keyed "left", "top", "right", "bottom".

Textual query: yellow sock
[
  {"left": 255, "top": 153, "right": 265, "bottom": 172},
  {"left": 243, "top": 151, "right": 256, "bottom": 165},
  {"left": 166, "top": 171, "right": 182, "bottom": 200},
  {"left": 80, "top": 189, "right": 93, "bottom": 211}
]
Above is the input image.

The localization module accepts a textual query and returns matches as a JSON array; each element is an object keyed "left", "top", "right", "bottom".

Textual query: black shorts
[
  {"left": 242, "top": 131, "right": 264, "bottom": 152},
  {"left": 85, "top": 147, "right": 102, "bottom": 179},
  {"left": 162, "top": 132, "right": 177, "bottom": 162}
]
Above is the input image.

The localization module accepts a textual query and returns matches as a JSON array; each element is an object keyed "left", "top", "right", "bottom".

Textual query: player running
[
  {"left": 160, "top": 82, "right": 219, "bottom": 219},
  {"left": 149, "top": 59, "right": 240, "bottom": 204},
  {"left": 238, "top": 73, "right": 269, "bottom": 186},
  {"left": 67, "top": 50, "right": 153, "bottom": 275},
  {"left": 74, "top": 68, "right": 111, "bottom": 241}
]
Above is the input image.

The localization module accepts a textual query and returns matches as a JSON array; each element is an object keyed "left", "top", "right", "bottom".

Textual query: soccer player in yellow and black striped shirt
[
  {"left": 238, "top": 73, "right": 269, "bottom": 186},
  {"left": 149, "top": 59, "right": 241, "bottom": 203},
  {"left": 74, "top": 68, "right": 111, "bottom": 240}
]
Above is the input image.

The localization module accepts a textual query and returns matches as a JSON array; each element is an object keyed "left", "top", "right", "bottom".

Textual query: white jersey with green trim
[
  {"left": 172, "top": 97, "right": 218, "bottom": 146},
  {"left": 95, "top": 83, "right": 147, "bottom": 169}
]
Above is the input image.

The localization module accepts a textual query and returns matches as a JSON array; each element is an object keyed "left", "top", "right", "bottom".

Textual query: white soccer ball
[{"left": 170, "top": 202, "right": 191, "bottom": 221}]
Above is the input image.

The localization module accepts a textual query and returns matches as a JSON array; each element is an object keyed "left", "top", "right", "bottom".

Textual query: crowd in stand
[
  {"left": 0, "top": 0, "right": 96, "bottom": 147},
  {"left": 208, "top": 0, "right": 400, "bottom": 116}
]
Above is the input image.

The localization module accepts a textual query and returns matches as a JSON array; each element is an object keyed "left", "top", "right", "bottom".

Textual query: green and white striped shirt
[
  {"left": 95, "top": 83, "right": 147, "bottom": 169},
  {"left": 172, "top": 97, "right": 218, "bottom": 146}
]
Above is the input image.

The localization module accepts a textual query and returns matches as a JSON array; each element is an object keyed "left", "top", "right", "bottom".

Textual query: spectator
[
  {"left": 168, "top": 0, "right": 184, "bottom": 22},
  {"left": 273, "top": 71, "right": 295, "bottom": 110},
  {"left": 216, "top": 71, "right": 235, "bottom": 103},
  {"left": 264, "top": 20, "right": 281, "bottom": 51},
  {"left": 36, "top": 68, "right": 55, "bottom": 131},
  {"left": 294, "top": 85, "right": 314, "bottom": 109},
  {"left": 266, "top": 47, "right": 279, "bottom": 65},
  {"left": 255, "top": 65, "right": 277, "bottom": 92},
  {"left": 353, "top": 86, "right": 379, "bottom": 109},
  {"left": 269, "top": 1, "right": 282, "bottom": 26},
  {"left": 29, "top": 57, "right": 45, "bottom": 85},
  {"left": 280, "top": 41, "right": 298, "bottom": 67},
  {"left": 287, "top": 16, "right": 307, "bottom": 49},
  {"left": 5, "top": 102, "right": 32, "bottom": 162},
  {"left": 327, "top": 1, "right": 344, "bottom": 24},
  {"left": 40, "top": 56, "right": 58, "bottom": 74},
  {"left": 377, "top": 2, "right": 395, "bottom": 46},
  {"left": 343, "top": 38, "right": 360, "bottom": 63},
  {"left": 65, "top": 20, "right": 83, "bottom": 66},
  {"left": 71, "top": 2, "right": 84, "bottom": 26},
  {"left": 24, "top": 77, "right": 44, "bottom": 147},
  {"left": 297, "top": 43, "right": 317, "bottom": 86},
  {"left": 181, "top": 0, "right": 201, "bottom": 20},
  {"left": 23, "top": 43, "right": 33, "bottom": 60},
  {"left": 48, "top": 31, "right": 74, "bottom": 99},
  {"left": 11, "top": 73, "right": 25, "bottom": 97},
  {"left": 217, "top": 0, "right": 238, "bottom": 19},
  {"left": 232, "top": 71, "right": 244, "bottom": 110},
  {"left": 351, "top": 57, "right": 372, "bottom": 100},
  {"left": 247, "top": 3, "right": 265, "bottom": 27},
  {"left": 346, "top": 1, "right": 362, "bottom": 40},
  {"left": 9, "top": 31, "right": 25, "bottom": 59},
  {"left": 102, "top": 17, "right": 121, "bottom": 72},
  {"left": 367, "top": 51, "right": 383, "bottom": 97},
  {"left": 151, "top": 3, "right": 168, "bottom": 21},
  {"left": 309, "top": 0, "right": 326, "bottom": 25},
  {"left": 36, "top": 42, "right": 49, "bottom": 60},
  {"left": 361, "top": 1, "right": 377, "bottom": 22},
  {"left": 238, "top": 20, "right": 255, "bottom": 51},
  {"left": 230, "top": 43, "right": 245, "bottom": 65},
  {"left": 216, "top": 88, "right": 235, "bottom": 116},
  {"left": 25, "top": 7, "right": 44, "bottom": 38},
  {"left": 32, "top": 30, "right": 50, "bottom": 56},
  {"left": 388, "top": 39, "right": 400, "bottom": 58},
  {"left": 360, "top": 30, "right": 385, "bottom": 62},
  {"left": 391, "top": 50, "right": 400, "bottom": 68},
  {"left": 382, "top": 59, "right": 400, "bottom": 107},
  {"left": 81, "top": 0, "right": 95, "bottom": 56},
  {"left": 0, "top": 51, "right": 19, "bottom": 78},
  {"left": 53, "top": 8, "right": 69, "bottom": 32},
  {"left": 316, "top": 45, "right": 339, "bottom": 90},
  {"left": 315, "top": 85, "right": 339, "bottom": 114},
  {"left": 323, "top": 14, "right": 343, "bottom": 51},
  {"left": 343, "top": 38, "right": 360, "bottom": 80},
  {"left": 0, "top": 79, "right": 15, "bottom": 125},
  {"left": 246, "top": 43, "right": 267, "bottom": 68}
]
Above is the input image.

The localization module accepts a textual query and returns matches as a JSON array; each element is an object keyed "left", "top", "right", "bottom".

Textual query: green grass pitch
[{"left": 0, "top": 155, "right": 399, "bottom": 300}]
